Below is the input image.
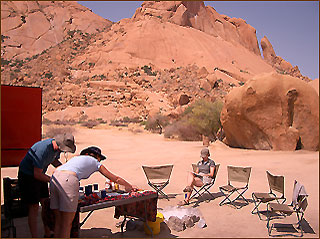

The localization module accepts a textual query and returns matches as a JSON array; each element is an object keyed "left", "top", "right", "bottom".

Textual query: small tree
[{"left": 182, "top": 99, "right": 223, "bottom": 140}]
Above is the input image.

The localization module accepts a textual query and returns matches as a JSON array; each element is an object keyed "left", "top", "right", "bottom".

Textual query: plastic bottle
[{"left": 105, "top": 179, "right": 111, "bottom": 190}]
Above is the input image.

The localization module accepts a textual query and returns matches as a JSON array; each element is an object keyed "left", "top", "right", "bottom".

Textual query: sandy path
[{"left": 1, "top": 126, "right": 318, "bottom": 237}]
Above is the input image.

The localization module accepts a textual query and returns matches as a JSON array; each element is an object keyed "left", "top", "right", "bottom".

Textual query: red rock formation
[
  {"left": 132, "top": 1, "right": 261, "bottom": 56},
  {"left": 1, "top": 1, "right": 112, "bottom": 60},
  {"left": 261, "top": 36, "right": 311, "bottom": 82},
  {"left": 221, "top": 72, "right": 319, "bottom": 151}
]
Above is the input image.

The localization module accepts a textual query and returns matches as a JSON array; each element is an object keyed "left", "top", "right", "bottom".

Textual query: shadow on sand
[{"left": 79, "top": 222, "right": 178, "bottom": 238}]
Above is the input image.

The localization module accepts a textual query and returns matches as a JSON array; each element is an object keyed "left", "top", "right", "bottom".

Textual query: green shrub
[
  {"left": 141, "top": 65, "right": 157, "bottom": 76},
  {"left": 182, "top": 99, "right": 223, "bottom": 139},
  {"left": 1, "top": 58, "right": 10, "bottom": 66}
]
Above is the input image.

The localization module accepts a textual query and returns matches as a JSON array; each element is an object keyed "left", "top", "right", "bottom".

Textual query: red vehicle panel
[{"left": 1, "top": 85, "right": 42, "bottom": 166}]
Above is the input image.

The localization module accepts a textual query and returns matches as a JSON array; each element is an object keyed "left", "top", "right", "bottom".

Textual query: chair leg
[
  {"left": 234, "top": 188, "right": 249, "bottom": 205},
  {"left": 190, "top": 188, "right": 202, "bottom": 200},
  {"left": 266, "top": 204, "right": 273, "bottom": 236},
  {"left": 296, "top": 211, "right": 304, "bottom": 237},
  {"left": 251, "top": 193, "right": 264, "bottom": 220},
  {"left": 148, "top": 183, "right": 170, "bottom": 200},
  {"left": 203, "top": 187, "right": 215, "bottom": 200},
  {"left": 219, "top": 188, "right": 236, "bottom": 206}
]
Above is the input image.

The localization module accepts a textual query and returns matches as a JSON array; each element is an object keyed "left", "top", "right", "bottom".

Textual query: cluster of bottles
[{"left": 105, "top": 178, "right": 119, "bottom": 191}]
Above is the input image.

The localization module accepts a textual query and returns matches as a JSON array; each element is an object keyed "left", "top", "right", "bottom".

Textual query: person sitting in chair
[{"left": 179, "top": 148, "right": 215, "bottom": 205}]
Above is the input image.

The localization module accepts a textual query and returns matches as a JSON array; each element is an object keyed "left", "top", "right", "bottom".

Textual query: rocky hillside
[
  {"left": 1, "top": 1, "right": 111, "bottom": 59},
  {"left": 1, "top": 1, "right": 312, "bottom": 123}
]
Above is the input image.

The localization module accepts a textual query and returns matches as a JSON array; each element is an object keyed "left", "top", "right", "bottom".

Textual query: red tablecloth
[
  {"left": 114, "top": 191, "right": 158, "bottom": 222},
  {"left": 43, "top": 191, "right": 158, "bottom": 237}
]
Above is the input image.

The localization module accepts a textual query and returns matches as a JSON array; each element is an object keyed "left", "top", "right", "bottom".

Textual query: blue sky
[{"left": 78, "top": 1, "right": 319, "bottom": 80}]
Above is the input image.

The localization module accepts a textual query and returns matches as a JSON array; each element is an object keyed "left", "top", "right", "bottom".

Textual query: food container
[
  {"left": 100, "top": 189, "right": 107, "bottom": 199},
  {"left": 85, "top": 185, "right": 93, "bottom": 196}
]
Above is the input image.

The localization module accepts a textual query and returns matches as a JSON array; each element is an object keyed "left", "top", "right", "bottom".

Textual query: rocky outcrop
[
  {"left": 261, "top": 36, "right": 311, "bottom": 82},
  {"left": 132, "top": 1, "right": 261, "bottom": 56},
  {"left": 1, "top": 1, "right": 112, "bottom": 60},
  {"left": 309, "top": 78, "right": 319, "bottom": 95},
  {"left": 221, "top": 72, "right": 319, "bottom": 151}
]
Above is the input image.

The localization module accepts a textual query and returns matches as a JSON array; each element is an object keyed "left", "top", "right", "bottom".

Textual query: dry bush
[
  {"left": 43, "top": 117, "right": 76, "bottom": 126},
  {"left": 81, "top": 120, "right": 99, "bottom": 129},
  {"left": 44, "top": 126, "right": 75, "bottom": 139},
  {"left": 164, "top": 121, "right": 201, "bottom": 141},
  {"left": 145, "top": 113, "right": 170, "bottom": 133}
]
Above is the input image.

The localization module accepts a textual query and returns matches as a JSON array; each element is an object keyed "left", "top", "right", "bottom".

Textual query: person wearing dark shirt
[{"left": 18, "top": 133, "right": 76, "bottom": 238}]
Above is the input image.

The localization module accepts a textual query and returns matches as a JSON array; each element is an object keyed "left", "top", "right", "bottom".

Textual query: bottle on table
[{"left": 105, "top": 179, "right": 111, "bottom": 191}]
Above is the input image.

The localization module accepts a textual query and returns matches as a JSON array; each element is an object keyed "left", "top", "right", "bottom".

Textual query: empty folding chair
[
  {"left": 267, "top": 180, "right": 308, "bottom": 237},
  {"left": 190, "top": 163, "right": 220, "bottom": 201},
  {"left": 142, "top": 164, "right": 174, "bottom": 200},
  {"left": 252, "top": 171, "right": 286, "bottom": 220},
  {"left": 219, "top": 165, "right": 252, "bottom": 209}
]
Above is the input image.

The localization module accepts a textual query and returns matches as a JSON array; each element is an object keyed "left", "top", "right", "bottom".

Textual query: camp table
[{"left": 78, "top": 190, "right": 158, "bottom": 236}]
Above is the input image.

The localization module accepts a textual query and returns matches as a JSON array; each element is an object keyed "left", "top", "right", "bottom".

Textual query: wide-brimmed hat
[
  {"left": 54, "top": 133, "right": 76, "bottom": 153},
  {"left": 80, "top": 146, "right": 106, "bottom": 160},
  {"left": 200, "top": 148, "right": 210, "bottom": 157}
]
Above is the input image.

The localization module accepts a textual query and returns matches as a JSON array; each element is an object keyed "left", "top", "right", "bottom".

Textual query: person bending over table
[
  {"left": 18, "top": 133, "right": 76, "bottom": 238},
  {"left": 178, "top": 148, "right": 215, "bottom": 206},
  {"left": 49, "top": 146, "right": 138, "bottom": 238}
]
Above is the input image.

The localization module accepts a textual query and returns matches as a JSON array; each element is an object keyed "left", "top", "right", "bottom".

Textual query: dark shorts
[{"left": 18, "top": 171, "right": 49, "bottom": 205}]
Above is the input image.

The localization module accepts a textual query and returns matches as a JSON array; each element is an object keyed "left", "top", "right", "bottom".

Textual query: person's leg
[
  {"left": 54, "top": 172, "right": 79, "bottom": 238},
  {"left": 186, "top": 171, "right": 195, "bottom": 187},
  {"left": 40, "top": 198, "right": 53, "bottom": 237},
  {"left": 18, "top": 172, "right": 42, "bottom": 238},
  {"left": 52, "top": 209, "right": 61, "bottom": 237},
  {"left": 185, "top": 177, "right": 203, "bottom": 203},
  {"left": 28, "top": 203, "right": 39, "bottom": 238},
  {"left": 59, "top": 211, "right": 76, "bottom": 238}
]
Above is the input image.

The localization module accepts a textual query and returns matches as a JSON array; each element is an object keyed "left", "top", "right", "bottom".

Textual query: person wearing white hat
[
  {"left": 18, "top": 133, "right": 76, "bottom": 238},
  {"left": 179, "top": 148, "right": 216, "bottom": 206}
]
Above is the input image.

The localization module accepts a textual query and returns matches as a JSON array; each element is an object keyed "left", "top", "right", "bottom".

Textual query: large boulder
[{"left": 221, "top": 72, "right": 319, "bottom": 151}]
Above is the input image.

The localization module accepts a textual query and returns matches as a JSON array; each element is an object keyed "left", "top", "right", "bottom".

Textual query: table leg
[
  {"left": 79, "top": 210, "right": 94, "bottom": 227},
  {"left": 120, "top": 215, "right": 127, "bottom": 234}
]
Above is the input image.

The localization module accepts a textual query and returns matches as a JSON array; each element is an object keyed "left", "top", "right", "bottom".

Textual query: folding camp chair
[
  {"left": 2, "top": 177, "right": 28, "bottom": 237},
  {"left": 142, "top": 164, "right": 174, "bottom": 200},
  {"left": 189, "top": 163, "right": 220, "bottom": 201},
  {"left": 219, "top": 165, "right": 252, "bottom": 209},
  {"left": 267, "top": 180, "right": 308, "bottom": 237},
  {"left": 252, "top": 171, "right": 286, "bottom": 220}
]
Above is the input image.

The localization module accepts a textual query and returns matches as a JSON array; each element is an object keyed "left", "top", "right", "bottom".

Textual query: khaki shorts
[{"left": 50, "top": 170, "right": 79, "bottom": 212}]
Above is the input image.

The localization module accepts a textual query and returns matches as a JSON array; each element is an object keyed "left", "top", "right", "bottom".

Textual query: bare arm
[
  {"left": 34, "top": 167, "right": 50, "bottom": 182},
  {"left": 209, "top": 166, "right": 215, "bottom": 178},
  {"left": 99, "top": 165, "right": 135, "bottom": 192}
]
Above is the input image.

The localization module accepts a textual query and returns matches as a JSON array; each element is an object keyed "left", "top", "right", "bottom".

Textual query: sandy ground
[{"left": 1, "top": 126, "right": 319, "bottom": 238}]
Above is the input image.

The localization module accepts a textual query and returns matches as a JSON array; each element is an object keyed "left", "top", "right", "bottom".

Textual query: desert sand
[{"left": 1, "top": 126, "right": 319, "bottom": 238}]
